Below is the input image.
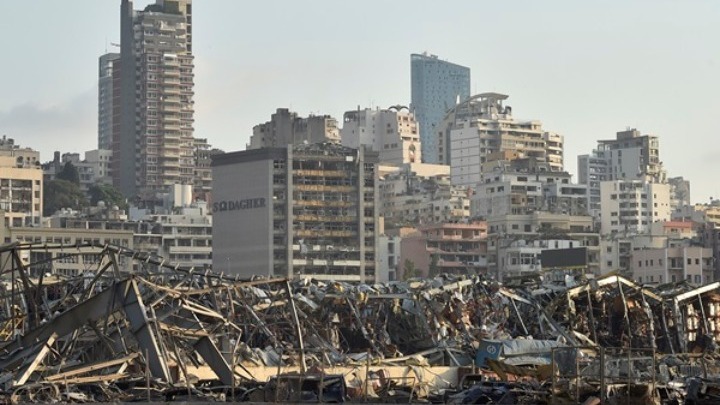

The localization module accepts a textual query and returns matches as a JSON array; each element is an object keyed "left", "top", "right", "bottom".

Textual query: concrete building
[
  {"left": 399, "top": 221, "right": 488, "bottom": 279},
  {"left": 115, "top": 0, "right": 196, "bottom": 198},
  {"left": 379, "top": 164, "right": 470, "bottom": 228},
  {"left": 248, "top": 108, "right": 340, "bottom": 150},
  {"left": 48, "top": 202, "right": 211, "bottom": 271},
  {"left": 0, "top": 140, "right": 43, "bottom": 228},
  {"left": 600, "top": 180, "right": 671, "bottom": 235},
  {"left": 212, "top": 143, "right": 379, "bottom": 282},
  {"left": 632, "top": 246, "right": 714, "bottom": 286},
  {"left": 44, "top": 150, "right": 113, "bottom": 194},
  {"left": 668, "top": 176, "right": 691, "bottom": 213},
  {"left": 578, "top": 128, "right": 664, "bottom": 218},
  {"left": 0, "top": 221, "right": 133, "bottom": 276},
  {"left": 472, "top": 155, "right": 586, "bottom": 219},
  {"left": 486, "top": 212, "right": 599, "bottom": 279},
  {"left": 377, "top": 234, "right": 401, "bottom": 282},
  {"left": 0, "top": 136, "right": 41, "bottom": 168},
  {"left": 410, "top": 52, "right": 470, "bottom": 164},
  {"left": 341, "top": 106, "right": 421, "bottom": 165},
  {"left": 98, "top": 53, "right": 120, "bottom": 151},
  {"left": 439, "top": 93, "right": 564, "bottom": 186}
]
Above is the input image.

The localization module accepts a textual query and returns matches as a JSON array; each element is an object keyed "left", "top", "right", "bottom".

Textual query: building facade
[
  {"left": 439, "top": 93, "right": 564, "bottom": 186},
  {"left": 0, "top": 160, "right": 43, "bottom": 228},
  {"left": 410, "top": 52, "right": 470, "bottom": 164},
  {"left": 98, "top": 53, "right": 120, "bottom": 151},
  {"left": 600, "top": 180, "right": 671, "bottom": 235},
  {"left": 212, "top": 143, "right": 379, "bottom": 282},
  {"left": 631, "top": 246, "right": 714, "bottom": 286},
  {"left": 248, "top": 108, "right": 341, "bottom": 150},
  {"left": 578, "top": 128, "right": 664, "bottom": 218},
  {"left": 115, "top": 0, "right": 196, "bottom": 198},
  {"left": 341, "top": 106, "right": 421, "bottom": 165}
]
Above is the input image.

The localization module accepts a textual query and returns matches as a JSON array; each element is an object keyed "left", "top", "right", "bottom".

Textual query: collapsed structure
[{"left": 2, "top": 242, "right": 720, "bottom": 403}]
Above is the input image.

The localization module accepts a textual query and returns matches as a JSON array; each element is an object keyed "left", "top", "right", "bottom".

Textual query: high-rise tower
[
  {"left": 410, "top": 52, "right": 470, "bottom": 164},
  {"left": 115, "top": 0, "right": 195, "bottom": 198},
  {"left": 98, "top": 53, "right": 120, "bottom": 151}
]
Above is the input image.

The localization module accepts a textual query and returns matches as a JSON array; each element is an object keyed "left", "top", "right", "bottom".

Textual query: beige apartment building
[
  {"left": 115, "top": 0, "right": 196, "bottom": 197},
  {"left": 0, "top": 156, "right": 43, "bottom": 228},
  {"left": 435, "top": 93, "right": 564, "bottom": 184},
  {"left": 399, "top": 222, "right": 488, "bottom": 279},
  {"left": 248, "top": 108, "right": 341, "bottom": 150},
  {"left": 632, "top": 246, "right": 714, "bottom": 286},
  {"left": 341, "top": 106, "right": 421, "bottom": 166}
]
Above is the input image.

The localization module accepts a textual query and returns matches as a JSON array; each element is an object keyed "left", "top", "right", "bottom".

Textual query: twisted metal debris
[{"left": 1, "top": 242, "right": 720, "bottom": 403}]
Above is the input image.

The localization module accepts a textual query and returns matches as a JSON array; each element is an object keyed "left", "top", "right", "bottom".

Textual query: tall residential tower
[
  {"left": 115, "top": 0, "right": 195, "bottom": 198},
  {"left": 410, "top": 52, "right": 470, "bottom": 164},
  {"left": 98, "top": 53, "right": 120, "bottom": 151}
]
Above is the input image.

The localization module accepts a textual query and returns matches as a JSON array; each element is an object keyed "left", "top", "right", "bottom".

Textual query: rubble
[{"left": 3, "top": 242, "right": 720, "bottom": 403}]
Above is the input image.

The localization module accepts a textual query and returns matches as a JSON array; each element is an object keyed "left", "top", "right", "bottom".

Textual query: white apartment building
[
  {"left": 578, "top": 128, "right": 664, "bottom": 218},
  {"left": 600, "top": 180, "right": 671, "bottom": 235},
  {"left": 341, "top": 106, "right": 421, "bottom": 166},
  {"left": 436, "top": 93, "right": 564, "bottom": 186},
  {"left": 473, "top": 157, "right": 587, "bottom": 219},
  {"left": 486, "top": 212, "right": 598, "bottom": 278}
]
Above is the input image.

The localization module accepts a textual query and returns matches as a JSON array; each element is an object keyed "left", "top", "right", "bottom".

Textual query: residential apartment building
[
  {"left": 0, "top": 140, "right": 42, "bottom": 228},
  {"left": 248, "top": 108, "right": 341, "bottom": 150},
  {"left": 377, "top": 234, "right": 401, "bottom": 282},
  {"left": 98, "top": 53, "right": 120, "bottom": 150},
  {"left": 115, "top": 0, "right": 196, "bottom": 198},
  {"left": 410, "top": 52, "right": 470, "bottom": 163},
  {"left": 0, "top": 136, "right": 41, "bottom": 168},
  {"left": 379, "top": 164, "right": 470, "bottom": 228},
  {"left": 578, "top": 128, "right": 664, "bottom": 218},
  {"left": 0, "top": 222, "right": 133, "bottom": 276},
  {"left": 487, "top": 212, "right": 599, "bottom": 279},
  {"left": 439, "top": 93, "right": 564, "bottom": 186},
  {"left": 632, "top": 246, "right": 714, "bottom": 286},
  {"left": 212, "top": 143, "right": 379, "bottom": 282},
  {"left": 399, "top": 221, "right": 488, "bottom": 279},
  {"left": 49, "top": 202, "right": 212, "bottom": 271},
  {"left": 44, "top": 150, "right": 113, "bottom": 194},
  {"left": 472, "top": 155, "right": 586, "bottom": 219},
  {"left": 600, "top": 180, "right": 671, "bottom": 235},
  {"left": 341, "top": 106, "right": 421, "bottom": 165}
]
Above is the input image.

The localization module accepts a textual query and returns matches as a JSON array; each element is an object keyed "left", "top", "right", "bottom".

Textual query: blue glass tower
[{"left": 411, "top": 53, "right": 470, "bottom": 164}]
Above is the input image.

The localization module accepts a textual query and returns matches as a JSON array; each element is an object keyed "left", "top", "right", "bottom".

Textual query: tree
[
  {"left": 56, "top": 162, "right": 80, "bottom": 185},
  {"left": 403, "top": 259, "right": 420, "bottom": 280},
  {"left": 89, "top": 183, "right": 128, "bottom": 211},
  {"left": 43, "top": 179, "right": 88, "bottom": 216}
]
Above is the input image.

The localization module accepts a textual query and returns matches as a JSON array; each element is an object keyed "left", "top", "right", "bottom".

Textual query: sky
[{"left": 0, "top": 1, "right": 718, "bottom": 203}]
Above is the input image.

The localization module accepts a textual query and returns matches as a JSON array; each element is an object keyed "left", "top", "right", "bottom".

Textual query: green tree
[
  {"left": 89, "top": 183, "right": 128, "bottom": 211},
  {"left": 43, "top": 179, "right": 88, "bottom": 216},
  {"left": 56, "top": 162, "right": 80, "bottom": 184},
  {"left": 403, "top": 259, "right": 420, "bottom": 280}
]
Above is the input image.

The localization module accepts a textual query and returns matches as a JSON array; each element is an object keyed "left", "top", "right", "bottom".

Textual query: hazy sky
[{"left": 0, "top": 1, "right": 718, "bottom": 202}]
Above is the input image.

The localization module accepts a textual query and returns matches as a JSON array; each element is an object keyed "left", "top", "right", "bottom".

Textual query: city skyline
[{"left": 0, "top": 1, "right": 718, "bottom": 202}]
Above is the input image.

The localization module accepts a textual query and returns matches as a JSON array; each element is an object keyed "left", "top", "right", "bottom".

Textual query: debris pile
[{"left": 2, "top": 242, "right": 720, "bottom": 403}]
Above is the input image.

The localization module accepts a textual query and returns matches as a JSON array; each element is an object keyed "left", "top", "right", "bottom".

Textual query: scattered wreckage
[{"left": 1, "top": 242, "right": 720, "bottom": 403}]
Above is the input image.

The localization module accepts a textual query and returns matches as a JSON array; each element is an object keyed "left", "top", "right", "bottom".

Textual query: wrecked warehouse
[{"left": 3, "top": 242, "right": 720, "bottom": 403}]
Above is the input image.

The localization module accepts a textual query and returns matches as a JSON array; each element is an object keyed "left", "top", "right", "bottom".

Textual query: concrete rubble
[{"left": 2, "top": 243, "right": 720, "bottom": 403}]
